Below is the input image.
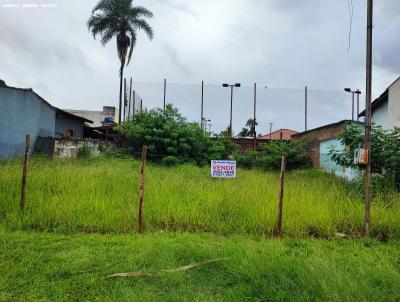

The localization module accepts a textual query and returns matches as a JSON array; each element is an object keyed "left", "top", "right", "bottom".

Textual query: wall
[
  {"left": 54, "top": 139, "right": 111, "bottom": 158},
  {"left": 0, "top": 87, "right": 55, "bottom": 158},
  {"left": 64, "top": 106, "right": 118, "bottom": 127},
  {"left": 55, "top": 115, "right": 84, "bottom": 138},
  {"left": 372, "top": 102, "right": 390, "bottom": 129},
  {"left": 388, "top": 78, "right": 400, "bottom": 129}
]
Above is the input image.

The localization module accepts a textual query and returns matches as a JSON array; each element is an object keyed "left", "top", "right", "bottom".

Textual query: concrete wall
[
  {"left": 55, "top": 115, "right": 84, "bottom": 138},
  {"left": 54, "top": 139, "right": 111, "bottom": 158},
  {"left": 388, "top": 78, "right": 400, "bottom": 129},
  {"left": 372, "top": 102, "right": 390, "bottom": 129},
  {"left": 0, "top": 87, "right": 55, "bottom": 158}
]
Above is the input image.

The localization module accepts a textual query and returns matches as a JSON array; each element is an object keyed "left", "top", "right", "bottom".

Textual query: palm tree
[{"left": 88, "top": 0, "right": 154, "bottom": 124}]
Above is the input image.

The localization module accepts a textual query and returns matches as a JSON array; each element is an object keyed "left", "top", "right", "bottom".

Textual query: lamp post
[
  {"left": 355, "top": 89, "right": 362, "bottom": 121},
  {"left": 223, "top": 83, "right": 241, "bottom": 137},
  {"left": 344, "top": 88, "right": 361, "bottom": 121}
]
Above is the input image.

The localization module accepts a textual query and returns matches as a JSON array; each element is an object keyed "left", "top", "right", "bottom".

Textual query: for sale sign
[{"left": 211, "top": 160, "right": 237, "bottom": 178}]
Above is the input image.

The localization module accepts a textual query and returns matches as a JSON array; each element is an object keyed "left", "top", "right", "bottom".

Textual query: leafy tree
[
  {"left": 329, "top": 122, "right": 400, "bottom": 188},
  {"left": 238, "top": 118, "right": 257, "bottom": 137},
  {"left": 88, "top": 0, "right": 153, "bottom": 124},
  {"left": 117, "top": 104, "right": 232, "bottom": 165},
  {"left": 0, "top": 79, "right": 6, "bottom": 87}
]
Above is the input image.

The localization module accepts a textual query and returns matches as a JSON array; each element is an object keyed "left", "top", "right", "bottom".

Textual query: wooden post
[
  {"left": 138, "top": 145, "right": 148, "bottom": 233},
  {"left": 274, "top": 155, "right": 287, "bottom": 236},
  {"left": 20, "top": 134, "right": 30, "bottom": 211}
]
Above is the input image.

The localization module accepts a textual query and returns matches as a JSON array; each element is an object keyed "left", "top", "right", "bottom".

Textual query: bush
[
  {"left": 77, "top": 144, "right": 92, "bottom": 158},
  {"left": 235, "top": 140, "right": 311, "bottom": 171},
  {"left": 117, "top": 104, "right": 236, "bottom": 166},
  {"left": 161, "top": 156, "right": 181, "bottom": 166}
]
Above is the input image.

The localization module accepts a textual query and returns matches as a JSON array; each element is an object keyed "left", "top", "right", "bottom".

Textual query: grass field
[
  {"left": 1, "top": 230, "right": 399, "bottom": 301},
  {"left": 1, "top": 157, "right": 399, "bottom": 239}
]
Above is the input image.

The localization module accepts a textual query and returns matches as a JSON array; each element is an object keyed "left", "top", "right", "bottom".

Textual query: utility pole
[
  {"left": 305, "top": 86, "right": 308, "bottom": 131},
  {"left": 128, "top": 77, "right": 132, "bottom": 119},
  {"left": 364, "top": 0, "right": 373, "bottom": 235},
  {"left": 356, "top": 90, "right": 362, "bottom": 121},
  {"left": 222, "top": 83, "right": 241, "bottom": 137},
  {"left": 163, "top": 78, "right": 166, "bottom": 111},
  {"left": 201, "top": 81, "right": 204, "bottom": 130},
  {"left": 253, "top": 83, "right": 257, "bottom": 150},
  {"left": 269, "top": 123, "right": 273, "bottom": 141},
  {"left": 132, "top": 90, "right": 136, "bottom": 116}
]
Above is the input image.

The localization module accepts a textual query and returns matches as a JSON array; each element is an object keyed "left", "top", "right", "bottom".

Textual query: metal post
[
  {"left": 229, "top": 86, "right": 233, "bottom": 137},
  {"left": 128, "top": 77, "right": 132, "bottom": 119},
  {"left": 253, "top": 83, "right": 257, "bottom": 150},
  {"left": 269, "top": 123, "right": 273, "bottom": 141},
  {"left": 163, "top": 78, "right": 166, "bottom": 111},
  {"left": 305, "top": 86, "right": 308, "bottom": 131},
  {"left": 352, "top": 92, "right": 355, "bottom": 121},
  {"left": 132, "top": 90, "right": 136, "bottom": 116},
  {"left": 20, "top": 134, "right": 30, "bottom": 211},
  {"left": 357, "top": 90, "right": 361, "bottom": 121},
  {"left": 140, "top": 99, "right": 143, "bottom": 112},
  {"left": 201, "top": 81, "right": 204, "bottom": 129},
  {"left": 364, "top": 0, "right": 373, "bottom": 235}
]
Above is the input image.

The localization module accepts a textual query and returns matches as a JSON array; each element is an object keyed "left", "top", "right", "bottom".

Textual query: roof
[
  {"left": 0, "top": 85, "right": 93, "bottom": 124},
  {"left": 258, "top": 129, "right": 298, "bottom": 140},
  {"left": 359, "top": 76, "right": 400, "bottom": 117},
  {"left": 56, "top": 108, "right": 93, "bottom": 124},
  {"left": 292, "top": 120, "right": 364, "bottom": 138}
]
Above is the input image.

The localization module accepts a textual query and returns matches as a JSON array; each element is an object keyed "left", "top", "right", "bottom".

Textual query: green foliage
[
  {"left": 1, "top": 231, "right": 400, "bottom": 301},
  {"left": 329, "top": 123, "right": 400, "bottom": 189},
  {"left": 77, "top": 144, "right": 92, "bottom": 158},
  {"left": 238, "top": 118, "right": 257, "bottom": 138},
  {"left": 161, "top": 156, "right": 181, "bottom": 166},
  {"left": 117, "top": 104, "right": 234, "bottom": 165},
  {"left": 2, "top": 157, "right": 398, "bottom": 239},
  {"left": 0, "top": 79, "right": 6, "bottom": 87},
  {"left": 236, "top": 139, "right": 311, "bottom": 171}
]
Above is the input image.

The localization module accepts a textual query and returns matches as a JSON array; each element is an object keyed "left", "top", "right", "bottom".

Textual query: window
[{"left": 64, "top": 129, "right": 76, "bottom": 138}]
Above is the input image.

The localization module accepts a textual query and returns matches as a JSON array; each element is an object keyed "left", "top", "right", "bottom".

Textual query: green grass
[
  {"left": 0, "top": 157, "right": 399, "bottom": 239},
  {"left": 0, "top": 230, "right": 399, "bottom": 301}
]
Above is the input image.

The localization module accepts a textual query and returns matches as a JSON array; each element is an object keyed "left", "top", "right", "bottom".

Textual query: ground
[{"left": 1, "top": 157, "right": 400, "bottom": 301}]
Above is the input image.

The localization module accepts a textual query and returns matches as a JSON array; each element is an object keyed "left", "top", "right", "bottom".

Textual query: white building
[{"left": 360, "top": 77, "right": 400, "bottom": 129}]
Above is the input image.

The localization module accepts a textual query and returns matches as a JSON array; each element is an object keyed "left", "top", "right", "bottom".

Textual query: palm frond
[
  {"left": 130, "top": 6, "right": 154, "bottom": 18},
  {"left": 131, "top": 18, "right": 154, "bottom": 40},
  {"left": 126, "top": 29, "right": 137, "bottom": 65}
]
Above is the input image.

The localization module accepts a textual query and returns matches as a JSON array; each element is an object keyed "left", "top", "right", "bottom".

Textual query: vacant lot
[
  {"left": 1, "top": 157, "right": 399, "bottom": 239},
  {"left": 1, "top": 230, "right": 399, "bottom": 301}
]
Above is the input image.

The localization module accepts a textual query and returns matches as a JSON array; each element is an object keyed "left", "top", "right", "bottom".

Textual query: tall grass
[{"left": 0, "top": 157, "right": 399, "bottom": 238}]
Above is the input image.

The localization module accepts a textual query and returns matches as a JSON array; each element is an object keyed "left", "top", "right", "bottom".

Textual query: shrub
[
  {"left": 161, "top": 156, "right": 181, "bottom": 166},
  {"left": 77, "top": 144, "right": 92, "bottom": 158}
]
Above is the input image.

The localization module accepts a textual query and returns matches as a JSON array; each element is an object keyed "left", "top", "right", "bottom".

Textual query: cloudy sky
[{"left": 0, "top": 0, "right": 399, "bottom": 134}]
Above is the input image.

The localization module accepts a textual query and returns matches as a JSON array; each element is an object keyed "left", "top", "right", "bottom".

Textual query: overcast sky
[{"left": 0, "top": 0, "right": 399, "bottom": 134}]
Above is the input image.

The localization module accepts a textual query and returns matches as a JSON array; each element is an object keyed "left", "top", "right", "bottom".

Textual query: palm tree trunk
[{"left": 118, "top": 64, "right": 125, "bottom": 124}]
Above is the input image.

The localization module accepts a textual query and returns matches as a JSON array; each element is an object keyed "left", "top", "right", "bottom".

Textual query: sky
[{"left": 0, "top": 0, "right": 399, "bottom": 135}]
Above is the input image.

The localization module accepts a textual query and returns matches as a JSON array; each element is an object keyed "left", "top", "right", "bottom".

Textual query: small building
[
  {"left": 359, "top": 76, "right": 400, "bottom": 129},
  {"left": 64, "top": 106, "right": 119, "bottom": 127},
  {"left": 259, "top": 129, "right": 298, "bottom": 140},
  {"left": 0, "top": 85, "right": 93, "bottom": 159},
  {"left": 293, "top": 120, "right": 363, "bottom": 179},
  {"left": 55, "top": 109, "right": 93, "bottom": 138}
]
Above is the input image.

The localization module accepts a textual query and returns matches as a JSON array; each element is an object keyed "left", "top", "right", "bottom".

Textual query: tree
[
  {"left": 88, "top": 0, "right": 153, "bottom": 124},
  {"left": 0, "top": 79, "right": 6, "bottom": 87},
  {"left": 238, "top": 118, "right": 258, "bottom": 137},
  {"left": 329, "top": 122, "right": 400, "bottom": 189}
]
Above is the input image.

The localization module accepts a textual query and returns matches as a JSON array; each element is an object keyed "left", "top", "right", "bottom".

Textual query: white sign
[{"left": 211, "top": 160, "right": 237, "bottom": 178}]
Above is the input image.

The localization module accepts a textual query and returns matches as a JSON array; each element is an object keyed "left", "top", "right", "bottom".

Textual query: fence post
[
  {"left": 274, "top": 155, "right": 287, "bottom": 236},
  {"left": 20, "top": 134, "right": 30, "bottom": 211},
  {"left": 138, "top": 145, "right": 148, "bottom": 233}
]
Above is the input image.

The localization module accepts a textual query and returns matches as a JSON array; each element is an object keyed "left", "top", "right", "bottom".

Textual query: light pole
[
  {"left": 223, "top": 83, "right": 241, "bottom": 137},
  {"left": 355, "top": 89, "right": 362, "bottom": 121},
  {"left": 344, "top": 88, "right": 361, "bottom": 121}
]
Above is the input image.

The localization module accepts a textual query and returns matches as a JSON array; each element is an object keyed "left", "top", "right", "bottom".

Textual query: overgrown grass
[
  {"left": 0, "top": 157, "right": 399, "bottom": 239},
  {"left": 1, "top": 230, "right": 399, "bottom": 301}
]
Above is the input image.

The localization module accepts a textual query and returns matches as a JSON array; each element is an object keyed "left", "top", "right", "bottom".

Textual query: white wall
[
  {"left": 372, "top": 102, "right": 390, "bottom": 129},
  {"left": 388, "top": 78, "right": 400, "bottom": 129}
]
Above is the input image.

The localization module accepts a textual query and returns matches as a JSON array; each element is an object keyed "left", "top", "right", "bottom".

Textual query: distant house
[
  {"left": 0, "top": 86, "right": 92, "bottom": 159},
  {"left": 359, "top": 76, "right": 400, "bottom": 129},
  {"left": 258, "top": 129, "right": 298, "bottom": 140},
  {"left": 64, "top": 106, "right": 118, "bottom": 128},
  {"left": 293, "top": 120, "right": 363, "bottom": 180}
]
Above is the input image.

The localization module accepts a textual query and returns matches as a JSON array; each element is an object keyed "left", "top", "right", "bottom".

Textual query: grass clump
[{"left": 0, "top": 157, "right": 399, "bottom": 239}]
